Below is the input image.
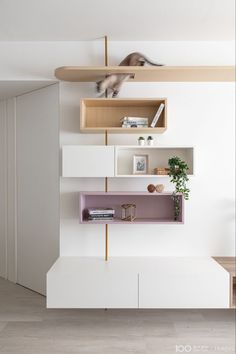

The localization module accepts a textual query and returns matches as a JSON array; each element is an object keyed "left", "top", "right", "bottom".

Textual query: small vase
[
  {"left": 147, "top": 139, "right": 154, "bottom": 146},
  {"left": 138, "top": 140, "right": 145, "bottom": 146}
]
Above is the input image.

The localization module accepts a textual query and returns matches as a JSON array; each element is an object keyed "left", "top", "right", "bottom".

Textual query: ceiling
[
  {"left": 0, "top": 81, "right": 57, "bottom": 100},
  {"left": 0, "top": 0, "right": 235, "bottom": 41}
]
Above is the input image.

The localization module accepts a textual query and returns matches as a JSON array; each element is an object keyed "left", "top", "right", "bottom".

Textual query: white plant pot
[
  {"left": 147, "top": 140, "right": 154, "bottom": 146},
  {"left": 138, "top": 140, "right": 145, "bottom": 146}
]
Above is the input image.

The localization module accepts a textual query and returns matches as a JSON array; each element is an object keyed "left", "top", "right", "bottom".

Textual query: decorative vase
[
  {"left": 138, "top": 139, "right": 145, "bottom": 146},
  {"left": 156, "top": 184, "right": 165, "bottom": 193},
  {"left": 147, "top": 139, "right": 154, "bottom": 146}
]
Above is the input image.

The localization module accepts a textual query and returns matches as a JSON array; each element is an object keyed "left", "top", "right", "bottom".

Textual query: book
[
  {"left": 122, "top": 124, "right": 148, "bottom": 128},
  {"left": 150, "top": 103, "right": 165, "bottom": 128},
  {"left": 87, "top": 208, "right": 115, "bottom": 215},
  {"left": 88, "top": 214, "right": 115, "bottom": 218},
  {"left": 88, "top": 216, "right": 114, "bottom": 221},
  {"left": 121, "top": 117, "right": 149, "bottom": 123}
]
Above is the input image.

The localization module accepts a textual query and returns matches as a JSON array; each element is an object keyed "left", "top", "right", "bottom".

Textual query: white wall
[
  {"left": 0, "top": 41, "right": 235, "bottom": 80},
  {"left": 0, "top": 40, "right": 235, "bottom": 259}
]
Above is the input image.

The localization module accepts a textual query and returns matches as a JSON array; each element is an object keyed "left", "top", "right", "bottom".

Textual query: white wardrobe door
[
  {"left": 62, "top": 145, "right": 115, "bottom": 177},
  {"left": 16, "top": 84, "right": 59, "bottom": 295}
]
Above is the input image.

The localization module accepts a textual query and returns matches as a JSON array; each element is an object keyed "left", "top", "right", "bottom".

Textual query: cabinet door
[
  {"left": 139, "top": 258, "right": 230, "bottom": 308},
  {"left": 17, "top": 84, "right": 59, "bottom": 295},
  {"left": 62, "top": 146, "right": 115, "bottom": 177},
  {"left": 47, "top": 258, "right": 138, "bottom": 308}
]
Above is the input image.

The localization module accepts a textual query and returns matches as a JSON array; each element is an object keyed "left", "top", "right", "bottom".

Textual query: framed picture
[{"left": 133, "top": 154, "right": 149, "bottom": 174}]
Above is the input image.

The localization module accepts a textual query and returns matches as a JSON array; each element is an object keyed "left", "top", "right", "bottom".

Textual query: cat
[{"left": 96, "top": 52, "right": 164, "bottom": 97}]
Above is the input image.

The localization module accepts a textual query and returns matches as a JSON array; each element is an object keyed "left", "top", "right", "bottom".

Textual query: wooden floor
[{"left": 0, "top": 277, "right": 235, "bottom": 354}]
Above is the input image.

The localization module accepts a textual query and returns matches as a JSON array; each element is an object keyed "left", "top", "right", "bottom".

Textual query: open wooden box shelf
[
  {"left": 80, "top": 192, "right": 184, "bottom": 224},
  {"left": 80, "top": 98, "right": 167, "bottom": 133}
]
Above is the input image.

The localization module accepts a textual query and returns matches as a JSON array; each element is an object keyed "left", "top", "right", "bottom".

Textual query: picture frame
[{"left": 133, "top": 154, "right": 149, "bottom": 174}]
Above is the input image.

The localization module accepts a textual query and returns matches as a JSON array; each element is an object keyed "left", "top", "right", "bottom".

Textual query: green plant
[
  {"left": 168, "top": 156, "right": 190, "bottom": 220},
  {"left": 147, "top": 136, "right": 153, "bottom": 140},
  {"left": 138, "top": 136, "right": 145, "bottom": 140}
]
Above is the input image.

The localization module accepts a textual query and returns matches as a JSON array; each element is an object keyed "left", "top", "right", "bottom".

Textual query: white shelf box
[{"left": 115, "top": 146, "right": 194, "bottom": 177}]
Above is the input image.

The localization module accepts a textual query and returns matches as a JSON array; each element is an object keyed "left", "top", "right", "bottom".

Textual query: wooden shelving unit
[
  {"left": 55, "top": 66, "right": 235, "bottom": 82},
  {"left": 213, "top": 257, "right": 236, "bottom": 308},
  {"left": 80, "top": 98, "right": 167, "bottom": 133},
  {"left": 80, "top": 192, "right": 184, "bottom": 224}
]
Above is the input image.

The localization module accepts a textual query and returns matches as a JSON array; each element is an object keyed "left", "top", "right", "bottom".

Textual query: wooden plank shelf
[
  {"left": 80, "top": 192, "right": 184, "bottom": 224},
  {"left": 55, "top": 66, "right": 235, "bottom": 82}
]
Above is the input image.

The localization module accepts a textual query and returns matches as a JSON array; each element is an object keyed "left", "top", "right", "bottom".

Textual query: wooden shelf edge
[
  {"left": 55, "top": 66, "right": 236, "bottom": 82},
  {"left": 80, "top": 127, "right": 167, "bottom": 134}
]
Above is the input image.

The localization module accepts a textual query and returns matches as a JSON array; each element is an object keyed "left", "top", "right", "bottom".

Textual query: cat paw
[{"left": 112, "top": 90, "right": 119, "bottom": 98}]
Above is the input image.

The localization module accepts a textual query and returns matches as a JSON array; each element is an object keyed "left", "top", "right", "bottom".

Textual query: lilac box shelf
[{"left": 80, "top": 192, "right": 184, "bottom": 224}]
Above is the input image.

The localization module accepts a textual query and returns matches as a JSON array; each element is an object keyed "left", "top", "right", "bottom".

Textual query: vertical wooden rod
[
  {"left": 105, "top": 224, "right": 108, "bottom": 261},
  {"left": 104, "top": 36, "right": 109, "bottom": 261},
  {"left": 105, "top": 130, "right": 108, "bottom": 261},
  {"left": 104, "top": 35, "right": 108, "bottom": 67}
]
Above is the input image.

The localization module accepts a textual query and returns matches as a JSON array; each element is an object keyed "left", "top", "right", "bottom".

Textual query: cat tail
[{"left": 141, "top": 57, "right": 164, "bottom": 66}]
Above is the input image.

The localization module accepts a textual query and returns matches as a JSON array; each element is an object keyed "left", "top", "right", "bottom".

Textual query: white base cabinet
[{"left": 47, "top": 257, "right": 229, "bottom": 309}]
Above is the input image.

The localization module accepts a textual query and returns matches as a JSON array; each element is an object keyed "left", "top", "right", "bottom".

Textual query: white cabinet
[
  {"left": 62, "top": 145, "right": 115, "bottom": 177},
  {"left": 62, "top": 145, "right": 194, "bottom": 178},
  {"left": 47, "top": 257, "right": 229, "bottom": 309}
]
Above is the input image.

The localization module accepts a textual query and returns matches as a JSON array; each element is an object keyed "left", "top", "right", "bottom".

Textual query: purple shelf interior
[{"left": 80, "top": 192, "right": 184, "bottom": 224}]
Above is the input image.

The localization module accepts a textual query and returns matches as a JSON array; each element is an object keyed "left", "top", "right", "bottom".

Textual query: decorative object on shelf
[
  {"left": 168, "top": 156, "right": 190, "bottom": 221},
  {"left": 151, "top": 103, "right": 165, "bottom": 128},
  {"left": 133, "top": 154, "right": 149, "bottom": 174},
  {"left": 96, "top": 52, "right": 164, "bottom": 97},
  {"left": 147, "top": 136, "right": 154, "bottom": 145},
  {"left": 121, "top": 203, "right": 136, "bottom": 221},
  {"left": 154, "top": 167, "right": 170, "bottom": 175},
  {"left": 147, "top": 184, "right": 156, "bottom": 193},
  {"left": 138, "top": 137, "right": 145, "bottom": 146},
  {"left": 156, "top": 184, "right": 165, "bottom": 193},
  {"left": 121, "top": 117, "right": 148, "bottom": 128}
]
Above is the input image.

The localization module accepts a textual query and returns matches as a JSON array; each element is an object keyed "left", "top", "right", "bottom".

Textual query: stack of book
[
  {"left": 87, "top": 207, "right": 115, "bottom": 221},
  {"left": 121, "top": 116, "right": 149, "bottom": 128}
]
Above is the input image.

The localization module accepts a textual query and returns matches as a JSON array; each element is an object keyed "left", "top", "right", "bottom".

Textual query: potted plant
[
  {"left": 147, "top": 136, "right": 154, "bottom": 146},
  {"left": 138, "top": 136, "right": 145, "bottom": 146},
  {"left": 168, "top": 156, "right": 190, "bottom": 221}
]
